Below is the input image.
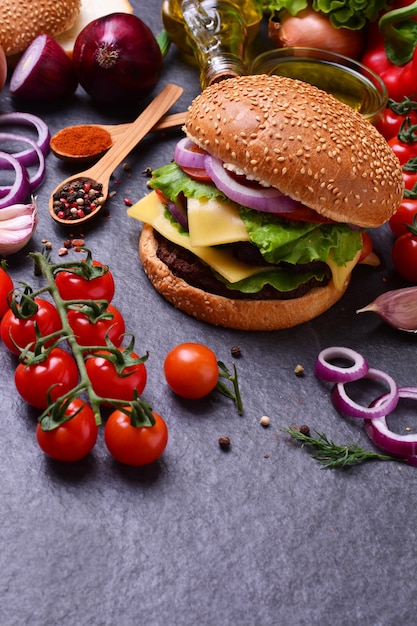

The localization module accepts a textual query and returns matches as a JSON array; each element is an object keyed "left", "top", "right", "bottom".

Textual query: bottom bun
[{"left": 139, "top": 224, "right": 350, "bottom": 331}]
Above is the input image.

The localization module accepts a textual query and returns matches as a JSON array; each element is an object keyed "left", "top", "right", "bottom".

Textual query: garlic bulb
[{"left": 0, "top": 198, "right": 38, "bottom": 256}]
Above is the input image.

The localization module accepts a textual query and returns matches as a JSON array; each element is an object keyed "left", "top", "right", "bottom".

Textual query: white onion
[
  {"left": 314, "top": 346, "right": 369, "bottom": 383},
  {"left": 331, "top": 368, "right": 399, "bottom": 419}
]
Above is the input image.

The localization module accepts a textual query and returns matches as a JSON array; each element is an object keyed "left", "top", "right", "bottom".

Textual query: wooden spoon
[
  {"left": 49, "top": 83, "right": 184, "bottom": 227},
  {"left": 50, "top": 111, "right": 187, "bottom": 164}
]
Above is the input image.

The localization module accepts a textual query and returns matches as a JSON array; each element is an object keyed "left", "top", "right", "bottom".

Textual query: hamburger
[{"left": 128, "top": 74, "right": 404, "bottom": 331}]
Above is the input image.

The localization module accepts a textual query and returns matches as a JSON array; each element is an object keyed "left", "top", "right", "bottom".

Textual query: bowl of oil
[{"left": 250, "top": 47, "right": 388, "bottom": 124}]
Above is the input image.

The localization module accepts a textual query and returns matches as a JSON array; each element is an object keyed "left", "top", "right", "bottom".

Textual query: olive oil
[
  {"left": 161, "top": 0, "right": 262, "bottom": 88},
  {"left": 250, "top": 49, "right": 388, "bottom": 124}
]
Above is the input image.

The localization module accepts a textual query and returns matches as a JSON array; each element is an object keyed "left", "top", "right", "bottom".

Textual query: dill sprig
[{"left": 283, "top": 426, "right": 403, "bottom": 469}]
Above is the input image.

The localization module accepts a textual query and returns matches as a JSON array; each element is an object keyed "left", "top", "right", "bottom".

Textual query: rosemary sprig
[{"left": 283, "top": 427, "right": 403, "bottom": 469}]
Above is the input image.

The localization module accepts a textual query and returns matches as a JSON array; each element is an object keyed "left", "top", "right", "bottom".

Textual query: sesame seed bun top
[
  {"left": 0, "top": 0, "right": 81, "bottom": 56},
  {"left": 184, "top": 74, "right": 404, "bottom": 228}
]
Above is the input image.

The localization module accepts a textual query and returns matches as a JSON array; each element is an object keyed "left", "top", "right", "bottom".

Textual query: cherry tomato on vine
[
  {"left": 388, "top": 136, "right": 417, "bottom": 165},
  {"left": 389, "top": 199, "right": 417, "bottom": 237},
  {"left": 36, "top": 398, "right": 98, "bottom": 462},
  {"left": 392, "top": 232, "right": 417, "bottom": 282},
  {"left": 85, "top": 349, "right": 147, "bottom": 403},
  {"left": 67, "top": 303, "right": 125, "bottom": 349},
  {"left": 0, "top": 298, "right": 62, "bottom": 355},
  {"left": 55, "top": 260, "right": 115, "bottom": 302},
  {"left": 104, "top": 408, "right": 168, "bottom": 466},
  {"left": 376, "top": 109, "right": 417, "bottom": 141},
  {"left": 0, "top": 266, "right": 13, "bottom": 319},
  {"left": 164, "top": 342, "right": 219, "bottom": 399},
  {"left": 15, "top": 348, "right": 79, "bottom": 409}
]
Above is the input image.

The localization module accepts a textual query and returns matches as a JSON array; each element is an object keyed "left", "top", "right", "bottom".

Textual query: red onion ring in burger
[
  {"left": 174, "top": 138, "right": 207, "bottom": 170},
  {"left": 331, "top": 367, "right": 399, "bottom": 419},
  {"left": 365, "top": 387, "right": 417, "bottom": 465},
  {"left": 204, "top": 154, "right": 304, "bottom": 213},
  {"left": 314, "top": 346, "right": 369, "bottom": 383}
]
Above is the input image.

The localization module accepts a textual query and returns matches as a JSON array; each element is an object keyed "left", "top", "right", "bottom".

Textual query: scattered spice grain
[{"left": 218, "top": 435, "right": 231, "bottom": 451}]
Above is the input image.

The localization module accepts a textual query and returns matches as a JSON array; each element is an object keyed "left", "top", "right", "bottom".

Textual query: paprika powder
[{"left": 50, "top": 125, "right": 112, "bottom": 161}]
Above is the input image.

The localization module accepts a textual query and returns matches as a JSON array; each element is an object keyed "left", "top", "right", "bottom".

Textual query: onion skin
[
  {"left": 0, "top": 45, "right": 6, "bottom": 93},
  {"left": 268, "top": 8, "right": 366, "bottom": 60},
  {"left": 72, "top": 13, "right": 163, "bottom": 106},
  {"left": 10, "top": 35, "right": 78, "bottom": 101}
]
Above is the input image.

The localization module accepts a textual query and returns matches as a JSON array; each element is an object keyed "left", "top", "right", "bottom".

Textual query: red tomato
[
  {"left": 388, "top": 136, "right": 417, "bottom": 165},
  {"left": 67, "top": 303, "right": 125, "bottom": 349},
  {"left": 358, "top": 232, "right": 373, "bottom": 262},
  {"left": 85, "top": 349, "right": 147, "bottom": 403},
  {"left": 0, "top": 298, "right": 62, "bottom": 355},
  {"left": 402, "top": 168, "right": 417, "bottom": 191},
  {"left": 164, "top": 342, "right": 219, "bottom": 399},
  {"left": 392, "top": 232, "right": 417, "bottom": 281},
  {"left": 55, "top": 260, "right": 115, "bottom": 302},
  {"left": 180, "top": 165, "right": 212, "bottom": 182},
  {"left": 376, "top": 108, "right": 417, "bottom": 141},
  {"left": 389, "top": 199, "right": 417, "bottom": 237},
  {"left": 36, "top": 398, "right": 98, "bottom": 462},
  {"left": 104, "top": 408, "right": 168, "bottom": 466},
  {"left": 15, "top": 348, "right": 79, "bottom": 409},
  {"left": 0, "top": 266, "right": 13, "bottom": 318},
  {"left": 276, "top": 206, "right": 334, "bottom": 223}
]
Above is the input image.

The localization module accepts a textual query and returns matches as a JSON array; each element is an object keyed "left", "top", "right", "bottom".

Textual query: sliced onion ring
[
  {"left": 365, "top": 387, "right": 417, "bottom": 465},
  {"left": 174, "top": 138, "right": 207, "bottom": 170},
  {"left": 0, "top": 133, "right": 45, "bottom": 192},
  {"left": 0, "top": 112, "right": 50, "bottom": 167},
  {"left": 314, "top": 346, "right": 369, "bottom": 383},
  {"left": 0, "top": 152, "right": 31, "bottom": 208},
  {"left": 204, "top": 154, "right": 304, "bottom": 213},
  {"left": 331, "top": 367, "right": 399, "bottom": 419}
]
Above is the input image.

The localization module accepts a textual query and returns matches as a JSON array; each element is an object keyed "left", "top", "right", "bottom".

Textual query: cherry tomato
[
  {"left": 104, "top": 408, "right": 168, "bottom": 466},
  {"left": 85, "top": 349, "right": 147, "bottom": 403},
  {"left": 402, "top": 168, "right": 417, "bottom": 191},
  {"left": 164, "top": 342, "right": 219, "bottom": 399},
  {"left": 67, "top": 303, "right": 125, "bottom": 349},
  {"left": 388, "top": 136, "right": 417, "bottom": 165},
  {"left": 0, "top": 266, "right": 13, "bottom": 318},
  {"left": 392, "top": 232, "right": 417, "bottom": 282},
  {"left": 55, "top": 260, "right": 115, "bottom": 302},
  {"left": 15, "top": 348, "right": 79, "bottom": 409},
  {"left": 376, "top": 109, "right": 417, "bottom": 141},
  {"left": 36, "top": 398, "right": 98, "bottom": 462},
  {"left": 389, "top": 199, "right": 417, "bottom": 237},
  {"left": 0, "top": 298, "right": 62, "bottom": 355}
]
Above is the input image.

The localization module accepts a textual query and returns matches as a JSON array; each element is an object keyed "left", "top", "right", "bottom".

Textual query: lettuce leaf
[
  {"left": 239, "top": 208, "right": 363, "bottom": 266},
  {"left": 149, "top": 162, "right": 225, "bottom": 202},
  {"left": 216, "top": 266, "right": 328, "bottom": 294}
]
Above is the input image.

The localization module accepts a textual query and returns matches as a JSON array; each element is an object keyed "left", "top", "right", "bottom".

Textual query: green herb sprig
[{"left": 283, "top": 426, "right": 403, "bottom": 468}]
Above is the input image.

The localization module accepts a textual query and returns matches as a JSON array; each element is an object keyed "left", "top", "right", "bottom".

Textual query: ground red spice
[{"left": 51, "top": 125, "right": 112, "bottom": 158}]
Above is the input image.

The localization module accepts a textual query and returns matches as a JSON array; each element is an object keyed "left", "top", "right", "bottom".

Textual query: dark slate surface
[{"left": 1, "top": 3, "right": 416, "bottom": 626}]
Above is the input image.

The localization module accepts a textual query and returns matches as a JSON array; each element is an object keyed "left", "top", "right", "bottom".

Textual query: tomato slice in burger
[
  {"left": 276, "top": 206, "right": 335, "bottom": 224},
  {"left": 180, "top": 165, "right": 212, "bottom": 182}
]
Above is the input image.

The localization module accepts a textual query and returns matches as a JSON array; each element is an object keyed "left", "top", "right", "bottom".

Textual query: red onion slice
[
  {"left": 204, "top": 154, "right": 304, "bottom": 213},
  {"left": 314, "top": 346, "right": 369, "bottom": 383},
  {"left": 0, "top": 152, "right": 31, "bottom": 208},
  {"left": 365, "top": 387, "right": 417, "bottom": 465},
  {"left": 331, "top": 367, "right": 399, "bottom": 419},
  {"left": 0, "top": 133, "right": 45, "bottom": 193},
  {"left": 166, "top": 198, "right": 188, "bottom": 230},
  {"left": 174, "top": 138, "right": 207, "bottom": 169},
  {"left": 0, "top": 112, "right": 50, "bottom": 166}
]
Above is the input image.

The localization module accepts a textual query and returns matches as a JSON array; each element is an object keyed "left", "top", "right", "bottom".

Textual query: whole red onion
[{"left": 73, "top": 13, "right": 163, "bottom": 106}]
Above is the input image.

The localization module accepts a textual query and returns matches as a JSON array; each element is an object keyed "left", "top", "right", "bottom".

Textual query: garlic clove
[
  {"left": 357, "top": 287, "right": 417, "bottom": 332},
  {"left": 0, "top": 199, "right": 38, "bottom": 256}
]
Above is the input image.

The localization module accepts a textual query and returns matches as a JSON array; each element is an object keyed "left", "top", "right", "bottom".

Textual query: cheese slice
[
  {"left": 128, "top": 191, "right": 269, "bottom": 283},
  {"left": 187, "top": 196, "right": 249, "bottom": 246},
  {"left": 128, "top": 191, "right": 356, "bottom": 291}
]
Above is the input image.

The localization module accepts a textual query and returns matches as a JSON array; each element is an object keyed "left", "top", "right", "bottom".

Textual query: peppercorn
[
  {"left": 218, "top": 435, "right": 231, "bottom": 451},
  {"left": 52, "top": 178, "right": 104, "bottom": 221},
  {"left": 299, "top": 425, "right": 310, "bottom": 436},
  {"left": 230, "top": 345, "right": 241, "bottom": 358}
]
